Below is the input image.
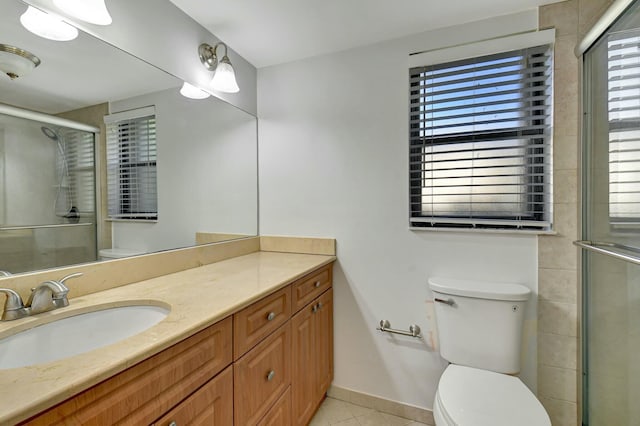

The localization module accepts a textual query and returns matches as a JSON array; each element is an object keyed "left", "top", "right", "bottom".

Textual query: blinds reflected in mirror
[
  {"left": 608, "top": 32, "right": 640, "bottom": 226},
  {"left": 58, "top": 128, "right": 95, "bottom": 218},
  {"left": 409, "top": 44, "right": 553, "bottom": 230},
  {"left": 105, "top": 106, "right": 157, "bottom": 220}
]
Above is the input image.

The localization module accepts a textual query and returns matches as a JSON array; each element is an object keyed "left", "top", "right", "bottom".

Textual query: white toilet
[{"left": 429, "top": 277, "right": 551, "bottom": 426}]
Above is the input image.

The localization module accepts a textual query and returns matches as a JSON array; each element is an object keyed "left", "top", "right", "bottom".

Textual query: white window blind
[
  {"left": 105, "top": 106, "right": 157, "bottom": 220},
  {"left": 60, "top": 128, "right": 95, "bottom": 217},
  {"left": 608, "top": 32, "right": 640, "bottom": 226},
  {"left": 409, "top": 45, "right": 553, "bottom": 230}
]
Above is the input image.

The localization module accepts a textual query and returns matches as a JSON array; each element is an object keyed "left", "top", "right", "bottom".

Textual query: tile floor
[{"left": 310, "top": 397, "right": 428, "bottom": 426}]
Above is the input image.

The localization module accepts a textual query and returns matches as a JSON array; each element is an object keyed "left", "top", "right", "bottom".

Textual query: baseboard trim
[{"left": 328, "top": 385, "right": 435, "bottom": 425}]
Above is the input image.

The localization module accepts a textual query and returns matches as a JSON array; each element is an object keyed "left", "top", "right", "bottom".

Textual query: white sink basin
[{"left": 0, "top": 304, "right": 169, "bottom": 369}]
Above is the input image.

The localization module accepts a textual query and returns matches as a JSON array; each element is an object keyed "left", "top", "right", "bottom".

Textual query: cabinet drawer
[
  {"left": 257, "top": 386, "right": 291, "bottom": 426},
  {"left": 152, "top": 365, "right": 233, "bottom": 426},
  {"left": 234, "top": 322, "right": 291, "bottom": 425},
  {"left": 24, "top": 318, "right": 233, "bottom": 425},
  {"left": 234, "top": 286, "right": 291, "bottom": 359},
  {"left": 292, "top": 264, "right": 332, "bottom": 313}
]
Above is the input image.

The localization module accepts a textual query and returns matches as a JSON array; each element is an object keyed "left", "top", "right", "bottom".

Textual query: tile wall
[{"left": 537, "top": 0, "right": 614, "bottom": 424}]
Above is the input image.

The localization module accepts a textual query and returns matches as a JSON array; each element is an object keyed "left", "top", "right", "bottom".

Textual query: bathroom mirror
[{"left": 0, "top": 0, "right": 258, "bottom": 274}]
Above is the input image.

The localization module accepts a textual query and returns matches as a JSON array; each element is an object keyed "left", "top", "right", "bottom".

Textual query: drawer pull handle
[
  {"left": 312, "top": 304, "right": 318, "bottom": 313},
  {"left": 266, "top": 311, "right": 276, "bottom": 321},
  {"left": 169, "top": 422, "right": 177, "bottom": 426},
  {"left": 317, "top": 302, "right": 322, "bottom": 310},
  {"left": 314, "top": 280, "right": 321, "bottom": 288},
  {"left": 267, "top": 370, "right": 276, "bottom": 381}
]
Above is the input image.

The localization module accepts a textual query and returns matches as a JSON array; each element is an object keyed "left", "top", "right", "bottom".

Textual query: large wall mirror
[{"left": 0, "top": 0, "right": 258, "bottom": 275}]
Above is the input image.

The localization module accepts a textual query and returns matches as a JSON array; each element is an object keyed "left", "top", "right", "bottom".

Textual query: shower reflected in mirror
[{"left": 0, "top": 113, "right": 96, "bottom": 273}]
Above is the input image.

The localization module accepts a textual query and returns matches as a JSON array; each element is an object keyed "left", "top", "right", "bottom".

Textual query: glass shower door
[{"left": 582, "top": 1, "right": 640, "bottom": 424}]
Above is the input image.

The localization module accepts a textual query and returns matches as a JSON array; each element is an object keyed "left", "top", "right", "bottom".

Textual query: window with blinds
[
  {"left": 608, "top": 32, "right": 640, "bottom": 227},
  {"left": 409, "top": 45, "right": 553, "bottom": 230},
  {"left": 105, "top": 106, "right": 157, "bottom": 220}
]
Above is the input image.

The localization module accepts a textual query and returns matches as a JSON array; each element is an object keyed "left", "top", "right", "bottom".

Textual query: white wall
[
  {"left": 110, "top": 88, "right": 257, "bottom": 253},
  {"left": 258, "top": 11, "right": 540, "bottom": 410}
]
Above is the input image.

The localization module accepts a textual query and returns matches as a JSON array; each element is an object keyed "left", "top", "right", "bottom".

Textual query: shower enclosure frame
[{"left": 579, "top": 0, "right": 640, "bottom": 424}]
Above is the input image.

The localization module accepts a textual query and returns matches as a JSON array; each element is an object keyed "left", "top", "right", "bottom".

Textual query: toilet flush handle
[{"left": 434, "top": 297, "right": 455, "bottom": 306}]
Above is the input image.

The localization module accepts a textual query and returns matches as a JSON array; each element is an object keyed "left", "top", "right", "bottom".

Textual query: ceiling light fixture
[
  {"left": 0, "top": 44, "right": 41, "bottom": 80},
  {"left": 198, "top": 42, "right": 240, "bottom": 93},
  {"left": 20, "top": 6, "right": 79, "bottom": 42},
  {"left": 53, "top": 0, "right": 113, "bottom": 26},
  {"left": 179, "top": 82, "right": 210, "bottom": 99}
]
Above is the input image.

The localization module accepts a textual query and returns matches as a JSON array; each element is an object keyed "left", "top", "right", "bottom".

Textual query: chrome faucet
[
  {"left": 0, "top": 272, "right": 83, "bottom": 320},
  {"left": 0, "top": 271, "right": 11, "bottom": 277},
  {"left": 26, "top": 273, "right": 82, "bottom": 315}
]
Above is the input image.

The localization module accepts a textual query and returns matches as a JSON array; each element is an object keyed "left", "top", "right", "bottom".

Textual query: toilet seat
[{"left": 435, "top": 365, "right": 551, "bottom": 426}]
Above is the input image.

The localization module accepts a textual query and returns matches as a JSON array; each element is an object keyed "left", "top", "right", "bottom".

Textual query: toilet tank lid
[{"left": 428, "top": 277, "right": 531, "bottom": 301}]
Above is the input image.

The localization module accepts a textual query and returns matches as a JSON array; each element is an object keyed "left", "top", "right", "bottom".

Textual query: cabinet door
[
  {"left": 315, "top": 288, "right": 333, "bottom": 397},
  {"left": 152, "top": 365, "right": 233, "bottom": 426},
  {"left": 234, "top": 322, "right": 291, "bottom": 425},
  {"left": 291, "top": 303, "right": 316, "bottom": 426}
]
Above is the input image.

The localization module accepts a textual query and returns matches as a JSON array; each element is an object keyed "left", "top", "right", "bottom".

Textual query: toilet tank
[{"left": 428, "top": 277, "right": 531, "bottom": 374}]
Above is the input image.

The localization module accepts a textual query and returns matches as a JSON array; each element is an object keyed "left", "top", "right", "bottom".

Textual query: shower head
[{"left": 41, "top": 126, "right": 59, "bottom": 141}]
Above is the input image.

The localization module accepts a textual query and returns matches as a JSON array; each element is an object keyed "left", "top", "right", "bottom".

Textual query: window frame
[{"left": 408, "top": 44, "right": 554, "bottom": 232}]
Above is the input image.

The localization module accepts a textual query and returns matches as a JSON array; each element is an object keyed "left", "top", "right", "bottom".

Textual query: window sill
[{"left": 409, "top": 226, "right": 557, "bottom": 236}]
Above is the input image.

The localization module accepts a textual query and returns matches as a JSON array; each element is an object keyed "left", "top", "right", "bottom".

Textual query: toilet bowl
[
  {"left": 434, "top": 365, "right": 549, "bottom": 426},
  {"left": 428, "top": 277, "right": 550, "bottom": 426}
]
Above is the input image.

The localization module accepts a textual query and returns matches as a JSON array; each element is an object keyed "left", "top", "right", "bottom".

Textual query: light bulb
[
  {"left": 179, "top": 82, "right": 210, "bottom": 100},
  {"left": 20, "top": 6, "right": 79, "bottom": 41},
  {"left": 211, "top": 57, "right": 240, "bottom": 93},
  {"left": 53, "top": 0, "right": 113, "bottom": 25}
]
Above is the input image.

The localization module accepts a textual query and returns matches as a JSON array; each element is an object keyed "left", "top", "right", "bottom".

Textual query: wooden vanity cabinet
[
  {"left": 22, "top": 262, "right": 334, "bottom": 426},
  {"left": 291, "top": 288, "right": 334, "bottom": 426},
  {"left": 234, "top": 263, "right": 333, "bottom": 426}
]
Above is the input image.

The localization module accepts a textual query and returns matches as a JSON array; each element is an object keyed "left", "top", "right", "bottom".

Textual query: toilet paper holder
[{"left": 376, "top": 319, "right": 422, "bottom": 338}]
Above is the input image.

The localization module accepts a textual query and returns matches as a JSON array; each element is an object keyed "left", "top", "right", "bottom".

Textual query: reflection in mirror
[
  {"left": 0, "top": 0, "right": 258, "bottom": 275},
  {"left": 0, "top": 108, "right": 97, "bottom": 273}
]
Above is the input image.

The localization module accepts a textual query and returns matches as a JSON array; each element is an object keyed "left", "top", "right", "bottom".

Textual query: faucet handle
[{"left": 58, "top": 272, "right": 83, "bottom": 288}]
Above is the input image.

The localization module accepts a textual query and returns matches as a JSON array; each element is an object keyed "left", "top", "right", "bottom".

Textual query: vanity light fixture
[
  {"left": 20, "top": 6, "right": 79, "bottom": 42},
  {"left": 53, "top": 0, "right": 112, "bottom": 26},
  {"left": 0, "top": 44, "right": 41, "bottom": 80},
  {"left": 179, "top": 82, "right": 211, "bottom": 99},
  {"left": 198, "top": 42, "right": 240, "bottom": 93}
]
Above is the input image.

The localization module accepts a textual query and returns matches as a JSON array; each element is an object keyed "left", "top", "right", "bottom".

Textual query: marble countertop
[{"left": 0, "top": 251, "right": 335, "bottom": 424}]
